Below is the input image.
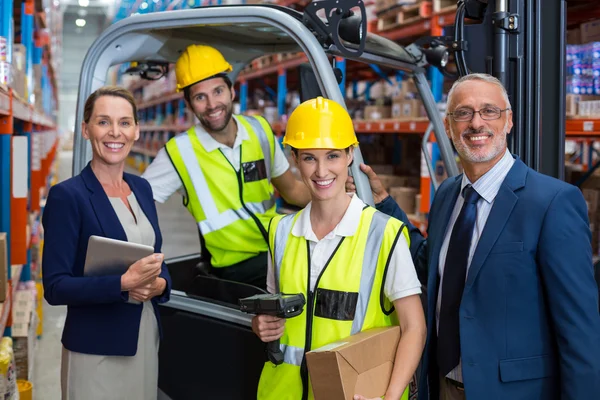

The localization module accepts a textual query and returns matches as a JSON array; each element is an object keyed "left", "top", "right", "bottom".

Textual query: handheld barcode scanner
[{"left": 240, "top": 293, "right": 306, "bottom": 365}]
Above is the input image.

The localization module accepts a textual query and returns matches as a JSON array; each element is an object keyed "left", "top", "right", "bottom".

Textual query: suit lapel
[
  {"left": 125, "top": 174, "right": 159, "bottom": 251},
  {"left": 81, "top": 163, "right": 128, "bottom": 242},
  {"left": 465, "top": 159, "right": 528, "bottom": 289}
]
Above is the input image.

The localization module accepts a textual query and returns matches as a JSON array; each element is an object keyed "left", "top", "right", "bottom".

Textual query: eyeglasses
[{"left": 447, "top": 107, "right": 511, "bottom": 122}]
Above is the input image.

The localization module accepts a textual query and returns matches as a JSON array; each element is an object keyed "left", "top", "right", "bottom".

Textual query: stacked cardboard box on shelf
[
  {"left": 566, "top": 94, "right": 600, "bottom": 117},
  {"left": 358, "top": 79, "right": 428, "bottom": 121},
  {"left": 12, "top": 284, "right": 38, "bottom": 381},
  {"left": 11, "top": 44, "right": 27, "bottom": 100},
  {"left": 392, "top": 80, "right": 428, "bottom": 119}
]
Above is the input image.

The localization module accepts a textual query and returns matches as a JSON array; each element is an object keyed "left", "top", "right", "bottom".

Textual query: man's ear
[
  {"left": 444, "top": 115, "right": 451, "bottom": 139},
  {"left": 506, "top": 110, "right": 514, "bottom": 134},
  {"left": 231, "top": 87, "right": 236, "bottom": 101}
]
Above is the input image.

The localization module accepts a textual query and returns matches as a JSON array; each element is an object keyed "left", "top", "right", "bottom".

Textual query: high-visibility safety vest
[
  {"left": 258, "top": 206, "right": 411, "bottom": 400},
  {"left": 165, "top": 115, "right": 278, "bottom": 267}
]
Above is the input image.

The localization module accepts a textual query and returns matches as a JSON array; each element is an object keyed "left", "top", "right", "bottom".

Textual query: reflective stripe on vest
[
  {"left": 273, "top": 213, "right": 296, "bottom": 290},
  {"left": 166, "top": 115, "right": 277, "bottom": 267},
  {"left": 352, "top": 210, "right": 390, "bottom": 334},
  {"left": 173, "top": 133, "right": 276, "bottom": 234},
  {"left": 272, "top": 210, "right": 390, "bottom": 336},
  {"left": 280, "top": 343, "right": 304, "bottom": 367}
]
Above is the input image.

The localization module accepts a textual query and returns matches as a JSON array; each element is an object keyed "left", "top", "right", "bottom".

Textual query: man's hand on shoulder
[{"left": 345, "top": 163, "right": 389, "bottom": 204}]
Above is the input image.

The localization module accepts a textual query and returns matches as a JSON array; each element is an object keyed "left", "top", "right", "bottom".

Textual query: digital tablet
[{"left": 84, "top": 235, "right": 155, "bottom": 277}]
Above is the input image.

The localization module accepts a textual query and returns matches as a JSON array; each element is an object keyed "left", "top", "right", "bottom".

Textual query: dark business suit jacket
[
  {"left": 42, "top": 163, "right": 171, "bottom": 356},
  {"left": 378, "top": 157, "right": 600, "bottom": 399}
]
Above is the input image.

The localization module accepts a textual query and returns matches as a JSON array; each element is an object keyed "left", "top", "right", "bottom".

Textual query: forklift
[{"left": 70, "top": 0, "right": 566, "bottom": 398}]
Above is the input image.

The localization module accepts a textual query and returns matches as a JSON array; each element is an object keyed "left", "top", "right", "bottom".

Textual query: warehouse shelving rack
[
  {"left": 0, "top": 0, "right": 59, "bottom": 337},
  {"left": 117, "top": 0, "right": 600, "bottom": 233}
]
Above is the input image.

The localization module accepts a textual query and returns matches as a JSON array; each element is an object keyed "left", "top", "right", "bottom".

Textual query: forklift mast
[{"left": 451, "top": 0, "right": 566, "bottom": 179}]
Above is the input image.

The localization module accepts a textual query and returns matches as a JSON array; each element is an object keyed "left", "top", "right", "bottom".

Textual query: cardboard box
[
  {"left": 11, "top": 44, "right": 26, "bottom": 73},
  {"left": 391, "top": 97, "right": 404, "bottom": 118},
  {"left": 378, "top": 174, "right": 410, "bottom": 191},
  {"left": 0, "top": 233, "right": 6, "bottom": 302},
  {"left": 364, "top": 105, "right": 391, "bottom": 120},
  {"left": 581, "top": 19, "right": 600, "bottom": 43},
  {"left": 401, "top": 80, "right": 418, "bottom": 98},
  {"left": 389, "top": 187, "right": 418, "bottom": 215},
  {"left": 306, "top": 327, "right": 400, "bottom": 400},
  {"left": 565, "top": 94, "right": 600, "bottom": 116},
  {"left": 399, "top": 99, "right": 426, "bottom": 118},
  {"left": 567, "top": 28, "right": 582, "bottom": 45}
]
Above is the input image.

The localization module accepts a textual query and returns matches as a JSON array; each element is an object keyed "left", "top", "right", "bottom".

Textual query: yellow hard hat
[
  {"left": 283, "top": 97, "right": 358, "bottom": 149},
  {"left": 175, "top": 44, "right": 233, "bottom": 91}
]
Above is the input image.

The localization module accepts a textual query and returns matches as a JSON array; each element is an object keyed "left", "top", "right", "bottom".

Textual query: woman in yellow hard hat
[{"left": 252, "top": 97, "right": 426, "bottom": 400}]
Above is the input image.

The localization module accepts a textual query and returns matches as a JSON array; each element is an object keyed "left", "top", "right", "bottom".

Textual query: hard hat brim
[
  {"left": 282, "top": 137, "right": 359, "bottom": 150},
  {"left": 176, "top": 70, "right": 233, "bottom": 92}
]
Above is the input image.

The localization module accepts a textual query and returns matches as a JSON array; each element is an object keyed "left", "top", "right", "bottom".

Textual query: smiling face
[
  {"left": 293, "top": 148, "right": 353, "bottom": 202},
  {"left": 82, "top": 95, "right": 139, "bottom": 167},
  {"left": 445, "top": 80, "right": 513, "bottom": 168},
  {"left": 187, "top": 77, "right": 235, "bottom": 134}
]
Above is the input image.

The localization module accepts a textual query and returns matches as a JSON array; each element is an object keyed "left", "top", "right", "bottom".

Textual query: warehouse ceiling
[{"left": 57, "top": 0, "right": 117, "bottom": 20}]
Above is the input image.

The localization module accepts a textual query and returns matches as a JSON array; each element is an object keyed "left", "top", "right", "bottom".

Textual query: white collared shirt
[
  {"left": 142, "top": 115, "right": 290, "bottom": 202},
  {"left": 437, "top": 149, "right": 515, "bottom": 382},
  {"left": 266, "top": 194, "right": 422, "bottom": 302}
]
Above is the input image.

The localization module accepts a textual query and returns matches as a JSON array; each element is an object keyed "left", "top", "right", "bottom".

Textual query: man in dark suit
[{"left": 349, "top": 73, "right": 600, "bottom": 399}]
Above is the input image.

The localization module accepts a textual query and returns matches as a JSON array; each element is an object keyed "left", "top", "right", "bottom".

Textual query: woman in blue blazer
[{"left": 42, "top": 86, "right": 171, "bottom": 400}]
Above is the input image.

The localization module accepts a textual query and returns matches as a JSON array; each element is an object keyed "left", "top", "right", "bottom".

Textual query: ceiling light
[
  {"left": 77, "top": 9, "right": 87, "bottom": 17},
  {"left": 78, "top": 0, "right": 89, "bottom": 7},
  {"left": 140, "top": 2, "right": 149, "bottom": 10},
  {"left": 75, "top": 19, "right": 86, "bottom": 27}
]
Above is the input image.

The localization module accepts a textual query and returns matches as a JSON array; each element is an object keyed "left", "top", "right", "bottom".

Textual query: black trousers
[{"left": 209, "top": 252, "right": 268, "bottom": 290}]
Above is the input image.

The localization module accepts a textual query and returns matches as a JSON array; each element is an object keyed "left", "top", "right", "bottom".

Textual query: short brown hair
[{"left": 83, "top": 86, "right": 138, "bottom": 124}]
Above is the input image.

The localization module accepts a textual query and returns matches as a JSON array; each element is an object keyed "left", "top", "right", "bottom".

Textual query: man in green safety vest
[{"left": 143, "top": 44, "right": 310, "bottom": 288}]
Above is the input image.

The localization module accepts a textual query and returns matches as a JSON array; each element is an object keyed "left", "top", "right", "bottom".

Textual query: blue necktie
[{"left": 437, "top": 184, "right": 481, "bottom": 376}]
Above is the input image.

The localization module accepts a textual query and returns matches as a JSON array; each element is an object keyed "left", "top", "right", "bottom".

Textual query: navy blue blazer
[
  {"left": 42, "top": 163, "right": 171, "bottom": 356},
  {"left": 378, "top": 157, "right": 600, "bottom": 400}
]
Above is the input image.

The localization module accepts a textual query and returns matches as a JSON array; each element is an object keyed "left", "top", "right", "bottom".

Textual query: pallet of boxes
[
  {"left": 360, "top": 78, "right": 428, "bottom": 121},
  {"left": 376, "top": 0, "right": 433, "bottom": 32},
  {"left": 391, "top": 80, "right": 428, "bottom": 120}
]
